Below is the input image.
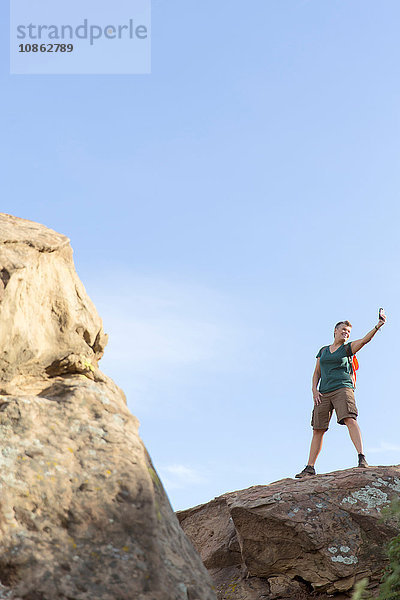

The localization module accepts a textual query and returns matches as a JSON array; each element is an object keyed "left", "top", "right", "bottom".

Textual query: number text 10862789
[{"left": 18, "top": 43, "right": 74, "bottom": 52}]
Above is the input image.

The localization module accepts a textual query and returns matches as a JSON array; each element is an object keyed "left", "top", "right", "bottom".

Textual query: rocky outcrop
[
  {"left": 0, "top": 214, "right": 216, "bottom": 600},
  {"left": 178, "top": 466, "right": 400, "bottom": 600},
  {"left": 0, "top": 214, "right": 108, "bottom": 394}
]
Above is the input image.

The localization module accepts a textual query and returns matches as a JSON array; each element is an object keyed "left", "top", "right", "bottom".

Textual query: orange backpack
[{"left": 346, "top": 344, "right": 359, "bottom": 387}]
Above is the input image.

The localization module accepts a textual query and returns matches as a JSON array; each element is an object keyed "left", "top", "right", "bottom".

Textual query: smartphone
[{"left": 379, "top": 308, "right": 385, "bottom": 321}]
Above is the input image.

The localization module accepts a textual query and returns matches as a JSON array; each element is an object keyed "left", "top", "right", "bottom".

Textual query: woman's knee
[
  {"left": 343, "top": 417, "right": 357, "bottom": 427},
  {"left": 313, "top": 428, "right": 327, "bottom": 437}
]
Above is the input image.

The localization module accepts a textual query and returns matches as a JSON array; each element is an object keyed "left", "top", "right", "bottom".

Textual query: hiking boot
[
  {"left": 358, "top": 453, "right": 368, "bottom": 468},
  {"left": 295, "top": 465, "right": 316, "bottom": 478}
]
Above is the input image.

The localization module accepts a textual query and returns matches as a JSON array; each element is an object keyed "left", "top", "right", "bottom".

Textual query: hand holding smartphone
[{"left": 378, "top": 307, "right": 386, "bottom": 323}]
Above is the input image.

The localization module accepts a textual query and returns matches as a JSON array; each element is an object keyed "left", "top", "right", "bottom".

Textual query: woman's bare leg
[
  {"left": 307, "top": 429, "right": 327, "bottom": 466},
  {"left": 343, "top": 417, "right": 363, "bottom": 454}
]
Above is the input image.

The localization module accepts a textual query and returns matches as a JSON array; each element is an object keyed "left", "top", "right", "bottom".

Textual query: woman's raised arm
[{"left": 350, "top": 314, "right": 387, "bottom": 354}]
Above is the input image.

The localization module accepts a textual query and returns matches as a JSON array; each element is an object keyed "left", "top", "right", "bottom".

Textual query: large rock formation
[
  {"left": 0, "top": 214, "right": 108, "bottom": 394},
  {"left": 178, "top": 466, "right": 400, "bottom": 600},
  {"left": 0, "top": 213, "right": 216, "bottom": 600}
]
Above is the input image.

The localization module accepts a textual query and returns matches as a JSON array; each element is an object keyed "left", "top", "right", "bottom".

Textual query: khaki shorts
[{"left": 311, "top": 387, "right": 358, "bottom": 430}]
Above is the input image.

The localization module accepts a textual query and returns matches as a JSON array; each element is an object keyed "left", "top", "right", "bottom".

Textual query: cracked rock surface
[
  {"left": 178, "top": 466, "right": 400, "bottom": 600},
  {"left": 0, "top": 213, "right": 216, "bottom": 600}
]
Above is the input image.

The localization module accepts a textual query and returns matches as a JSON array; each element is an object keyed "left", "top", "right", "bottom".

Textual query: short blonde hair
[{"left": 334, "top": 320, "right": 352, "bottom": 330}]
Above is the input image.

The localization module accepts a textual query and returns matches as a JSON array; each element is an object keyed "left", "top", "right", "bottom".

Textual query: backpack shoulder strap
[
  {"left": 345, "top": 343, "right": 358, "bottom": 387},
  {"left": 345, "top": 343, "right": 354, "bottom": 358}
]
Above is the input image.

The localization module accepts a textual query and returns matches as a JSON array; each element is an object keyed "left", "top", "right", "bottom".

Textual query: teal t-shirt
[{"left": 316, "top": 343, "right": 354, "bottom": 393}]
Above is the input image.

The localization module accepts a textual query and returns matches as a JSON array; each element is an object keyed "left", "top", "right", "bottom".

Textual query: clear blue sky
[{"left": 1, "top": 0, "right": 400, "bottom": 510}]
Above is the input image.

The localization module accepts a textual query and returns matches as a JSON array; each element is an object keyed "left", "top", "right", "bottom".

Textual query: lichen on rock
[
  {"left": 0, "top": 214, "right": 216, "bottom": 600},
  {"left": 178, "top": 466, "right": 400, "bottom": 599}
]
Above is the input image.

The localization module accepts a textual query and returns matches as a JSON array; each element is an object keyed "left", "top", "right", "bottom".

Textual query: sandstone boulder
[
  {"left": 178, "top": 466, "right": 400, "bottom": 599},
  {"left": 0, "top": 213, "right": 216, "bottom": 600},
  {"left": 0, "top": 213, "right": 107, "bottom": 394}
]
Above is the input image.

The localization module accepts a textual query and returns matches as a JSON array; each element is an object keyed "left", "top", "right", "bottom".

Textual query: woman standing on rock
[{"left": 295, "top": 311, "right": 387, "bottom": 478}]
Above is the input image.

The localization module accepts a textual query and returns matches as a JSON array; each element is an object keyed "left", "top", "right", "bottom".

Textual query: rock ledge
[{"left": 178, "top": 465, "right": 400, "bottom": 600}]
